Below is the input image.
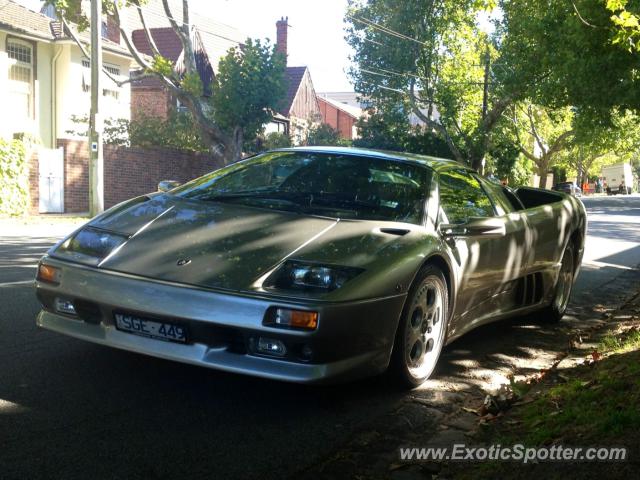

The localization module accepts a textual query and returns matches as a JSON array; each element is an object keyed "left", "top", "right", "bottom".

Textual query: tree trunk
[
  {"left": 469, "top": 152, "right": 483, "bottom": 172},
  {"left": 537, "top": 161, "right": 549, "bottom": 189}
]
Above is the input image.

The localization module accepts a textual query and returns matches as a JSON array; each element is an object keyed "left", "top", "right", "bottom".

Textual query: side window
[
  {"left": 477, "top": 177, "right": 516, "bottom": 216},
  {"left": 439, "top": 170, "right": 495, "bottom": 224},
  {"left": 501, "top": 187, "right": 525, "bottom": 211}
]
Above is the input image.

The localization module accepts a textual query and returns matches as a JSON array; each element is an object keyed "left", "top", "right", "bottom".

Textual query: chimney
[{"left": 276, "top": 16, "right": 288, "bottom": 63}]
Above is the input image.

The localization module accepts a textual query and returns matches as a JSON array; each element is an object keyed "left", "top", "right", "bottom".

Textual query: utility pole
[
  {"left": 480, "top": 46, "right": 490, "bottom": 175},
  {"left": 89, "top": 0, "right": 104, "bottom": 216},
  {"left": 481, "top": 47, "right": 490, "bottom": 122}
]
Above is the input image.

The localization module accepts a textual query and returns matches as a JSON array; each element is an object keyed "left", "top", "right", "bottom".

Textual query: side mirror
[
  {"left": 439, "top": 217, "right": 506, "bottom": 238},
  {"left": 158, "top": 180, "right": 181, "bottom": 192}
]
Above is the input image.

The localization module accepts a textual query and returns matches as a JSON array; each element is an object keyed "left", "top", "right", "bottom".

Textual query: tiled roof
[
  {"left": 282, "top": 66, "right": 307, "bottom": 115},
  {"left": 131, "top": 27, "right": 183, "bottom": 62},
  {"left": 0, "top": 0, "right": 131, "bottom": 56},
  {"left": 0, "top": 0, "right": 57, "bottom": 40},
  {"left": 131, "top": 27, "right": 215, "bottom": 94},
  {"left": 124, "top": 0, "right": 244, "bottom": 74}
]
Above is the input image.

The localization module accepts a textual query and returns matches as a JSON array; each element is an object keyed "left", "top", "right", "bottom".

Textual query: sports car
[{"left": 35, "top": 147, "right": 586, "bottom": 387}]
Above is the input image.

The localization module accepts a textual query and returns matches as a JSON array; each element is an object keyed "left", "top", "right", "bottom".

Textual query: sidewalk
[
  {"left": 293, "top": 283, "right": 640, "bottom": 480},
  {"left": 0, "top": 215, "right": 88, "bottom": 238}
]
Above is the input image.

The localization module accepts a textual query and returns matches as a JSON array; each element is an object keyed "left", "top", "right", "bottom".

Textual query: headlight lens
[
  {"left": 266, "top": 261, "right": 364, "bottom": 292},
  {"left": 54, "top": 227, "right": 129, "bottom": 265}
]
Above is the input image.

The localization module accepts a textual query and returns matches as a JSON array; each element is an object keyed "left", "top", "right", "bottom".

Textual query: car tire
[
  {"left": 390, "top": 265, "right": 449, "bottom": 389},
  {"left": 540, "top": 243, "right": 575, "bottom": 323}
]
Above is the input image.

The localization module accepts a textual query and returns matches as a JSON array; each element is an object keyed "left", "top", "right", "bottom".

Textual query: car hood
[{"left": 72, "top": 195, "right": 422, "bottom": 293}]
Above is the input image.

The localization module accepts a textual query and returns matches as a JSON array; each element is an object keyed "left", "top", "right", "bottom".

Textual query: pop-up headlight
[
  {"left": 54, "top": 227, "right": 129, "bottom": 266},
  {"left": 266, "top": 260, "right": 364, "bottom": 293}
]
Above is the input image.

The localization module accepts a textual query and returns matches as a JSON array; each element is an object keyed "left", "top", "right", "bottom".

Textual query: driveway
[{"left": 0, "top": 196, "right": 639, "bottom": 480}]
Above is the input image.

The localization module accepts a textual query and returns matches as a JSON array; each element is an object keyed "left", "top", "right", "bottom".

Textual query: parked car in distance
[
  {"left": 35, "top": 147, "right": 587, "bottom": 388},
  {"left": 553, "top": 181, "right": 582, "bottom": 197}
]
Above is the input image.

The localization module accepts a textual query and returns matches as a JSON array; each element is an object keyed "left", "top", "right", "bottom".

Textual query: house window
[
  {"left": 7, "top": 39, "right": 34, "bottom": 121},
  {"left": 104, "top": 64, "right": 120, "bottom": 76},
  {"left": 81, "top": 60, "right": 121, "bottom": 98},
  {"left": 103, "top": 89, "right": 119, "bottom": 100}
]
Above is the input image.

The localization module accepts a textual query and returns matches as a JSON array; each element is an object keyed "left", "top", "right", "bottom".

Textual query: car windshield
[{"left": 171, "top": 151, "right": 431, "bottom": 224}]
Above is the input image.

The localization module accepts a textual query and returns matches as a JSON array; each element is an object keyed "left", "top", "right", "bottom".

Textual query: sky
[{"left": 16, "top": 0, "right": 355, "bottom": 92}]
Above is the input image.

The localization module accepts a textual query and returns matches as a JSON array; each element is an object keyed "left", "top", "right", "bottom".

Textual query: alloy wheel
[{"left": 404, "top": 276, "right": 446, "bottom": 380}]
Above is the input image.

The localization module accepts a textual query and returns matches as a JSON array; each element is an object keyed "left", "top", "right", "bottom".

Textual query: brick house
[
  {"left": 130, "top": 26, "right": 218, "bottom": 122},
  {"left": 129, "top": 12, "right": 322, "bottom": 146},
  {"left": 126, "top": 0, "right": 244, "bottom": 122},
  {"left": 269, "top": 17, "right": 321, "bottom": 144},
  {"left": 317, "top": 94, "right": 362, "bottom": 140}
]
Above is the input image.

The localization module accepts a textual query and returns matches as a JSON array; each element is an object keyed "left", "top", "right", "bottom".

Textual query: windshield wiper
[
  {"left": 199, "top": 190, "right": 312, "bottom": 205},
  {"left": 199, "top": 190, "right": 379, "bottom": 211}
]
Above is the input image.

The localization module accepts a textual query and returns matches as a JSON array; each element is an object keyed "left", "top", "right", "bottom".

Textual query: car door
[{"left": 437, "top": 169, "right": 528, "bottom": 337}]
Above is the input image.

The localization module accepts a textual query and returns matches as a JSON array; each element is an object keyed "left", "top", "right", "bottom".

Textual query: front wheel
[
  {"left": 390, "top": 265, "right": 449, "bottom": 388},
  {"left": 540, "top": 243, "right": 575, "bottom": 323}
]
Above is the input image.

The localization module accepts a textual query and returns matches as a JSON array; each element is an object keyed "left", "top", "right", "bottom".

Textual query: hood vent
[{"left": 378, "top": 227, "right": 410, "bottom": 236}]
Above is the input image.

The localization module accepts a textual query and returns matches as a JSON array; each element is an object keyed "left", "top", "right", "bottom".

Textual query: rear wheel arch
[
  {"left": 569, "top": 228, "right": 583, "bottom": 273},
  {"left": 417, "top": 254, "right": 454, "bottom": 311}
]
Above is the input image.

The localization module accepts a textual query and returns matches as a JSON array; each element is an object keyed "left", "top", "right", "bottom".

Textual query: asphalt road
[{"left": 1, "top": 195, "right": 639, "bottom": 480}]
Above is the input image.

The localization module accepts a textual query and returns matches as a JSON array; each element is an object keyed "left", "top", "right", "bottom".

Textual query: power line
[
  {"left": 360, "top": 66, "right": 490, "bottom": 87},
  {"left": 346, "top": 13, "right": 429, "bottom": 48}
]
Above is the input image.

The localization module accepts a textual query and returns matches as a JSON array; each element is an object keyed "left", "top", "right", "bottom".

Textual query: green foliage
[
  {"left": 302, "top": 123, "right": 351, "bottom": 147},
  {"left": 607, "top": 0, "right": 640, "bottom": 51},
  {"left": 212, "top": 39, "right": 287, "bottom": 144},
  {"left": 0, "top": 139, "right": 28, "bottom": 216},
  {"left": 151, "top": 55, "right": 175, "bottom": 79},
  {"left": 499, "top": 0, "right": 640, "bottom": 124},
  {"left": 487, "top": 125, "right": 532, "bottom": 186},
  {"left": 129, "top": 113, "right": 209, "bottom": 153},
  {"left": 181, "top": 72, "right": 204, "bottom": 98},
  {"left": 346, "top": 0, "right": 504, "bottom": 167},
  {"left": 67, "top": 113, "right": 209, "bottom": 153},
  {"left": 246, "top": 132, "right": 292, "bottom": 154},
  {"left": 354, "top": 107, "right": 450, "bottom": 157},
  {"left": 353, "top": 108, "right": 410, "bottom": 152}
]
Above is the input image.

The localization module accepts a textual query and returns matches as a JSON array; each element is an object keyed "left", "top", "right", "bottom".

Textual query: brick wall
[
  {"left": 61, "top": 140, "right": 90, "bottom": 213},
  {"left": 317, "top": 98, "right": 357, "bottom": 140},
  {"left": 56, "top": 140, "right": 224, "bottom": 213},
  {"left": 131, "top": 85, "right": 173, "bottom": 122}
]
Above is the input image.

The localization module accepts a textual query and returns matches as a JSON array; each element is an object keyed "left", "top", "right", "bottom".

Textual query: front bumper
[{"left": 35, "top": 257, "right": 406, "bottom": 384}]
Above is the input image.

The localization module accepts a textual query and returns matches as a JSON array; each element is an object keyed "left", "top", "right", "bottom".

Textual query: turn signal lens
[
  {"left": 37, "top": 264, "right": 61, "bottom": 285},
  {"left": 274, "top": 308, "right": 318, "bottom": 330}
]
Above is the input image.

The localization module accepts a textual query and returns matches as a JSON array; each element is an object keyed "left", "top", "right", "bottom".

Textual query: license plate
[{"left": 114, "top": 313, "right": 188, "bottom": 343}]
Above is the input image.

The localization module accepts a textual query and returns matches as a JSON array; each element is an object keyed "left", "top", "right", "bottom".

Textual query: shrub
[{"left": 0, "top": 139, "right": 28, "bottom": 216}]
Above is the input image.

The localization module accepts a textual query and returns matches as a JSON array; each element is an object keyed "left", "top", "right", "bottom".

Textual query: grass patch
[
  {"left": 449, "top": 319, "right": 640, "bottom": 479},
  {"left": 517, "top": 363, "right": 640, "bottom": 445},
  {"left": 601, "top": 328, "right": 640, "bottom": 353}
]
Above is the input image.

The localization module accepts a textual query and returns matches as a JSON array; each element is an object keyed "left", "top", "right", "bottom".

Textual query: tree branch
[
  {"left": 571, "top": 1, "right": 600, "bottom": 28},
  {"left": 111, "top": 2, "right": 151, "bottom": 71},
  {"left": 547, "top": 129, "right": 574, "bottom": 156},
  {"left": 409, "top": 79, "right": 464, "bottom": 162},
  {"left": 132, "top": 0, "right": 163, "bottom": 59},
  {"left": 57, "top": 11, "right": 123, "bottom": 86},
  {"left": 160, "top": 0, "right": 197, "bottom": 76},
  {"left": 524, "top": 104, "right": 547, "bottom": 156}
]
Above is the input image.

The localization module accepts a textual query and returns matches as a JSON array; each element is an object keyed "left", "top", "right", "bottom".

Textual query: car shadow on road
[{"left": 0, "top": 237, "right": 59, "bottom": 283}]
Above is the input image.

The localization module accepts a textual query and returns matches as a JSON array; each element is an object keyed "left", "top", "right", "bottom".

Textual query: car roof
[{"left": 271, "top": 146, "right": 468, "bottom": 172}]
